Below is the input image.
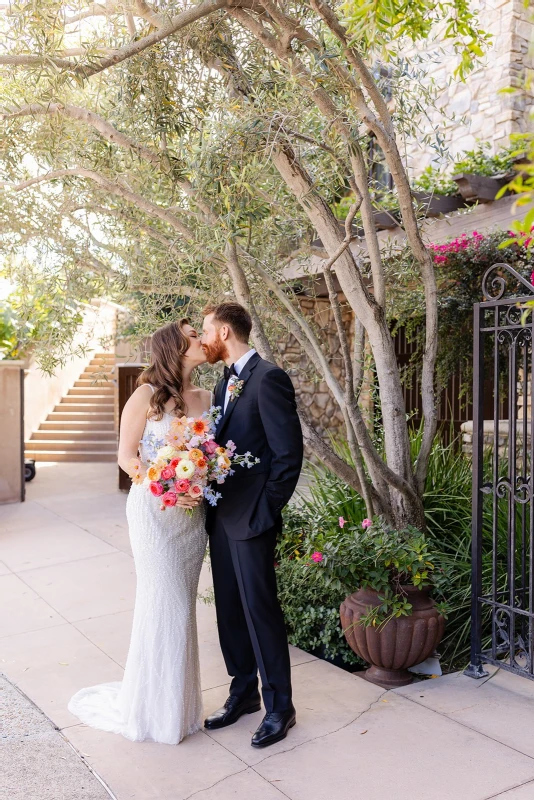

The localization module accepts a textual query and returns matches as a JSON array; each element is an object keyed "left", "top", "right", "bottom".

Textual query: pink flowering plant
[
  {"left": 310, "top": 516, "right": 449, "bottom": 628},
  {"left": 389, "top": 228, "right": 533, "bottom": 392}
]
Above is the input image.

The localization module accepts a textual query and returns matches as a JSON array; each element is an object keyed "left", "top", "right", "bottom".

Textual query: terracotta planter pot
[{"left": 340, "top": 585, "right": 445, "bottom": 689}]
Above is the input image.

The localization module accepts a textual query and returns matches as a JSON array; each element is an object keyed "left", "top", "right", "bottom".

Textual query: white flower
[
  {"left": 158, "top": 444, "right": 178, "bottom": 460},
  {"left": 176, "top": 459, "right": 195, "bottom": 479}
]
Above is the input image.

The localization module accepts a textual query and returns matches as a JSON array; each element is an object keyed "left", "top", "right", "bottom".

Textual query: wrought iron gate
[{"left": 466, "top": 263, "right": 534, "bottom": 680}]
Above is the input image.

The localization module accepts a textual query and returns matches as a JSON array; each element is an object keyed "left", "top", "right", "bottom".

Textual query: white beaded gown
[{"left": 68, "top": 411, "right": 208, "bottom": 745}]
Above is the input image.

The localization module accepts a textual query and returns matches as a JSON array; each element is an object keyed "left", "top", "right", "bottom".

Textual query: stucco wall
[{"left": 23, "top": 301, "right": 117, "bottom": 441}]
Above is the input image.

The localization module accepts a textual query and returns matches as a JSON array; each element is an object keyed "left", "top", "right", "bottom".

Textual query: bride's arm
[{"left": 118, "top": 385, "right": 152, "bottom": 475}]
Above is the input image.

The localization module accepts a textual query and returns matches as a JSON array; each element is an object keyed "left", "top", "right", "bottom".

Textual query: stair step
[
  {"left": 25, "top": 439, "right": 117, "bottom": 452},
  {"left": 59, "top": 396, "right": 114, "bottom": 404},
  {"left": 40, "top": 420, "right": 115, "bottom": 431},
  {"left": 74, "top": 379, "right": 114, "bottom": 388},
  {"left": 47, "top": 411, "right": 114, "bottom": 422},
  {"left": 68, "top": 386, "right": 114, "bottom": 396},
  {"left": 31, "top": 430, "right": 117, "bottom": 442},
  {"left": 84, "top": 364, "right": 116, "bottom": 374},
  {"left": 24, "top": 450, "right": 117, "bottom": 463},
  {"left": 55, "top": 403, "right": 115, "bottom": 413}
]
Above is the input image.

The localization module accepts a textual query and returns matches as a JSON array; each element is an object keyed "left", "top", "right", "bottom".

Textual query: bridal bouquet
[{"left": 137, "top": 407, "right": 258, "bottom": 511}]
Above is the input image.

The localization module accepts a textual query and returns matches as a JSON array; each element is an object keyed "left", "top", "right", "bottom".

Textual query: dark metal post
[{"left": 465, "top": 302, "right": 489, "bottom": 678}]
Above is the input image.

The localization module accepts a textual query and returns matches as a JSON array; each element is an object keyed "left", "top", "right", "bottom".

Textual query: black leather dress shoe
[
  {"left": 204, "top": 693, "right": 262, "bottom": 730},
  {"left": 251, "top": 707, "right": 296, "bottom": 748}
]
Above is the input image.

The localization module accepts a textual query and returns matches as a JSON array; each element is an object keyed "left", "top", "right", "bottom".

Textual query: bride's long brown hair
[{"left": 137, "top": 319, "right": 191, "bottom": 420}]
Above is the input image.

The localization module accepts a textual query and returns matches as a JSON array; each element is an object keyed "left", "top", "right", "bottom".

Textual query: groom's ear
[{"left": 220, "top": 324, "right": 230, "bottom": 341}]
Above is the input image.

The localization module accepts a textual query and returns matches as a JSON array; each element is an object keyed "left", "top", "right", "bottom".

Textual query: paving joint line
[
  {"left": 248, "top": 687, "right": 390, "bottom": 767},
  {"left": 483, "top": 777, "right": 534, "bottom": 799},
  {"left": 1, "top": 672, "right": 117, "bottom": 800},
  {"left": 398, "top": 691, "right": 534, "bottom": 765},
  {"left": 7, "top": 571, "right": 127, "bottom": 671}
]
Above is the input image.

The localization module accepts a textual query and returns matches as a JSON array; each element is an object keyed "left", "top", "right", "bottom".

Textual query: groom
[{"left": 200, "top": 302, "right": 303, "bottom": 748}]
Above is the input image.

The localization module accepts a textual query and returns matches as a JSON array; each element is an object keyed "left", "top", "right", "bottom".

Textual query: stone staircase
[{"left": 25, "top": 353, "right": 117, "bottom": 462}]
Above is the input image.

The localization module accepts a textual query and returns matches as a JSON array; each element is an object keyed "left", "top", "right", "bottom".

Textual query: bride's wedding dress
[{"left": 68, "top": 411, "right": 208, "bottom": 745}]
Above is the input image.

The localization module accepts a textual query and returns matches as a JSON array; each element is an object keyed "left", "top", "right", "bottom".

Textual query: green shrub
[
  {"left": 453, "top": 142, "right": 517, "bottom": 177},
  {"left": 411, "top": 166, "right": 459, "bottom": 196},
  {"left": 281, "top": 431, "right": 511, "bottom": 673}
]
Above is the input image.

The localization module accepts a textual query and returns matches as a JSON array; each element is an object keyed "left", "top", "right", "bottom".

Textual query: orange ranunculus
[
  {"left": 188, "top": 448, "right": 203, "bottom": 462},
  {"left": 147, "top": 465, "right": 161, "bottom": 482},
  {"left": 196, "top": 457, "right": 207, "bottom": 469}
]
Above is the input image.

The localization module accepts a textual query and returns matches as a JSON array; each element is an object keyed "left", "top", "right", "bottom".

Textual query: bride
[{"left": 68, "top": 319, "right": 211, "bottom": 745}]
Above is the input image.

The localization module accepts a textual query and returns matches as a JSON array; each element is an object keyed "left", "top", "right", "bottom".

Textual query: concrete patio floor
[{"left": 3, "top": 464, "right": 534, "bottom": 800}]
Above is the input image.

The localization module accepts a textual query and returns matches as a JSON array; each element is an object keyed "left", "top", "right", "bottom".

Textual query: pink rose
[
  {"left": 162, "top": 491, "right": 177, "bottom": 507},
  {"left": 170, "top": 458, "right": 181, "bottom": 468},
  {"left": 362, "top": 518, "right": 372, "bottom": 529},
  {"left": 204, "top": 440, "right": 219, "bottom": 456},
  {"left": 150, "top": 481, "right": 164, "bottom": 497},
  {"left": 161, "top": 466, "right": 176, "bottom": 480},
  {"left": 311, "top": 552, "right": 323, "bottom": 563},
  {"left": 189, "top": 484, "right": 203, "bottom": 498},
  {"left": 175, "top": 478, "right": 191, "bottom": 494},
  {"left": 339, "top": 516, "right": 346, "bottom": 529}
]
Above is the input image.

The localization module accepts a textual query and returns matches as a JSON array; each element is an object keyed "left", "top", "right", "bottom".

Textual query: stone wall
[
  {"left": 404, "top": 0, "right": 534, "bottom": 174},
  {"left": 278, "top": 295, "right": 373, "bottom": 439}
]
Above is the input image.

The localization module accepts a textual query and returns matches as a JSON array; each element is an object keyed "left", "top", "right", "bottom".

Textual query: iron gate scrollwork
[{"left": 466, "top": 263, "right": 534, "bottom": 680}]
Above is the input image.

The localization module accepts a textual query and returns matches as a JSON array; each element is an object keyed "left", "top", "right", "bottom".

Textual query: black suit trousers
[{"left": 209, "top": 517, "right": 292, "bottom": 713}]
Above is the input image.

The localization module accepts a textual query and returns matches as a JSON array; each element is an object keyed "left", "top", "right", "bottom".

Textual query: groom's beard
[{"left": 202, "top": 333, "right": 229, "bottom": 365}]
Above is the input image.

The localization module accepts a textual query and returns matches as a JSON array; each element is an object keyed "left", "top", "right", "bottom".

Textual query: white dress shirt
[{"left": 223, "top": 349, "right": 256, "bottom": 412}]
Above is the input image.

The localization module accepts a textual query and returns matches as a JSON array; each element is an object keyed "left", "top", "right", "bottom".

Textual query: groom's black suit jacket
[{"left": 205, "top": 353, "right": 303, "bottom": 540}]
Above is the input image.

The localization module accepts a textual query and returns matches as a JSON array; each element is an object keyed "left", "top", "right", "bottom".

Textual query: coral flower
[
  {"left": 362, "top": 518, "right": 372, "bottom": 529},
  {"left": 188, "top": 484, "right": 203, "bottom": 498},
  {"left": 175, "top": 479, "right": 191, "bottom": 493},
  {"left": 147, "top": 466, "right": 161, "bottom": 482},
  {"left": 160, "top": 466, "right": 176, "bottom": 481},
  {"left": 162, "top": 491, "right": 177, "bottom": 507},
  {"left": 149, "top": 481, "right": 164, "bottom": 497},
  {"left": 188, "top": 448, "right": 203, "bottom": 462},
  {"left": 196, "top": 457, "right": 207, "bottom": 470},
  {"left": 192, "top": 419, "right": 209, "bottom": 436},
  {"left": 311, "top": 552, "right": 323, "bottom": 563}
]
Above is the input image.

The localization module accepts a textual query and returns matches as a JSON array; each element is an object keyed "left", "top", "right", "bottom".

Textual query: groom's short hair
[{"left": 203, "top": 302, "right": 252, "bottom": 343}]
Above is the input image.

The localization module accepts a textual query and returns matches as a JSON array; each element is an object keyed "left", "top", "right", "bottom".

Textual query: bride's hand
[{"left": 175, "top": 494, "right": 202, "bottom": 510}]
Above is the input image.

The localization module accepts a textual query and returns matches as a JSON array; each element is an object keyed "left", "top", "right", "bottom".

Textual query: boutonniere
[{"left": 228, "top": 376, "right": 245, "bottom": 402}]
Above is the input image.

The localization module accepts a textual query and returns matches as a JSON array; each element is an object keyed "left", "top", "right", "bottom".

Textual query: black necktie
[{"left": 224, "top": 364, "right": 237, "bottom": 381}]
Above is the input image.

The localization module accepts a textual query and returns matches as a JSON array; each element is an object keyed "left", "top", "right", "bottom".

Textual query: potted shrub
[
  {"left": 313, "top": 517, "right": 448, "bottom": 688},
  {"left": 332, "top": 192, "right": 400, "bottom": 233},
  {"left": 411, "top": 166, "right": 464, "bottom": 217},
  {"left": 452, "top": 143, "right": 519, "bottom": 203}
]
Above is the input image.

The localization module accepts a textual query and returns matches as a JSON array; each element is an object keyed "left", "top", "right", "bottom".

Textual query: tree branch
[{"left": 0, "top": 168, "right": 196, "bottom": 240}]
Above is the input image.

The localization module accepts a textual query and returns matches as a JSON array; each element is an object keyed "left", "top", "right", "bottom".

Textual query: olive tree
[{"left": 0, "top": 0, "right": 488, "bottom": 529}]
